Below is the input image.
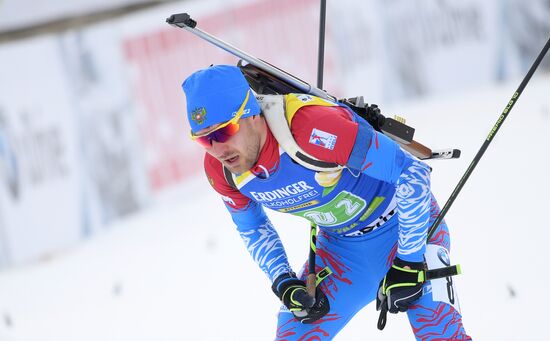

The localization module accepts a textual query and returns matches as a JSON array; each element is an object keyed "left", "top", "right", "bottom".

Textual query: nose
[{"left": 209, "top": 139, "right": 228, "bottom": 156}]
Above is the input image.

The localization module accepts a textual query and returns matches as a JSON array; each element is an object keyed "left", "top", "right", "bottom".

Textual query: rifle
[{"left": 166, "top": 12, "right": 460, "bottom": 160}]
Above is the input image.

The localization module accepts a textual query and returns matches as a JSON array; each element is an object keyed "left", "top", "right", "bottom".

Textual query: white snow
[{"left": 0, "top": 74, "right": 549, "bottom": 340}]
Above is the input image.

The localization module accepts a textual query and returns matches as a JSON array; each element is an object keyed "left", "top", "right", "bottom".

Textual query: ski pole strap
[
  {"left": 316, "top": 266, "right": 333, "bottom": 286},
  {"left": 377, "top": 300, "right": 388, "bottom": 330},
  {"left": 306, "top": 223, "right": 318, "bottom": 297},
  {"left": 309, "top": 224, "right": 318, "bottom": 253},
  {"left": 387, "top": 264, "right": 462, "bottom": 287},
  {"left": 425, "top": 264, "right": 461, "bottom": 281}
]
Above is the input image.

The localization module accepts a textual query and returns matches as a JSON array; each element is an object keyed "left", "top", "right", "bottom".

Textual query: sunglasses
[{"left": 190, "top": 90, "right": 251, "bottom": 148}]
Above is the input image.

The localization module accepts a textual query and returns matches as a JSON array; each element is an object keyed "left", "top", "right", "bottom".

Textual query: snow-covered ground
[{"left": 0, "top": 75, "right": 549, "bottom": 340}]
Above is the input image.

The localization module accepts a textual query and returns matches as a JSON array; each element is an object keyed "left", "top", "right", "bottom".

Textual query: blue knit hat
[{"left": 182, "top": 65, "right": 261, "bottom": 133}]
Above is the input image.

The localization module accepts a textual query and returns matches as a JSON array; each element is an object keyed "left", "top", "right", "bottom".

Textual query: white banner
[
  {"left": 57, "top": 27, "right": 149, "bottom": 236},
  {"left": 374, "top": 0, "right": 500, "bottom": 102},
  {"left": 0, "top": 36, "right": 82, "bottom": 265}
]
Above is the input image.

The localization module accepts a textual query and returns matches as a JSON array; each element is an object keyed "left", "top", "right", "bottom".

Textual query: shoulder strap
[
  {"left": 223, "top": 165, "right": 237, "bottom": 189},
  {"left": 256, "top": 94, "right": 343, "bottom": 172}
]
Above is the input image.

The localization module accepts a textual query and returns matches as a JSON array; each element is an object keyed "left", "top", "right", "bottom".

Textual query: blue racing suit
[{"left": 204, "top": 94, "right": 470, "bottom": 340}]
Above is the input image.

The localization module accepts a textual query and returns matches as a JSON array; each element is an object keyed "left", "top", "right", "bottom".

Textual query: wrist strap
[{"left": 425, "top": 264, "right": 461, "bottom": 281}]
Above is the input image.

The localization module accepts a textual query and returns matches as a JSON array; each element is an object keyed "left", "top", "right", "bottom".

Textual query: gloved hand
[
  {"left": 376, "top": 257, "right": 425, "bottom": 315},
  {"left": 272, "top": 272, "right": 330, "bottom": 324}
]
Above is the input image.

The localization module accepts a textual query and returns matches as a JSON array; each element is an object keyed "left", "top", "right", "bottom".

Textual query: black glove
[
  {"left": 272, "top": 272, "right": 330, "bottom": 324},
  {"left": 376, "top": 257, "right": 425, "bottom": 315},
  {"left": 376, "top": 257, "right": 463, "bottom": 330}
]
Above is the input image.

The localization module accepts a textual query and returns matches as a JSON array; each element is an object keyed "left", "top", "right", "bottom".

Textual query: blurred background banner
[
  {"left": 0, "top": 0, "right": 169, "bottom": 32},
  {"left": 0, "top": 0, "right": 549, "bottom": 269},
  {"left": 0, "top": 36, "right": 81, "bottom": 265},
  {"left": 375, "top": 0, "right": 499, "bottom": 101},
  {"left": 121, "top": 0, "right": 324, "bottom": 193},
  {"left": 58, "top": 27, "right": 150, "bottom": 236}
]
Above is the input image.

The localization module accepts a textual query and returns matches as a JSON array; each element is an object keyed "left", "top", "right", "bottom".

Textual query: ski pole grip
[
  {"left": 306, "top": 273, "right": 316, "bottom": 298},
  {"left": 166, "top": 13, "right": 197, "bottom": 28}
]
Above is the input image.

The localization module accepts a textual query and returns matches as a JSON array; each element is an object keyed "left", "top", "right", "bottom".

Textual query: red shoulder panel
[{"left": 290, "top": 105, "right": 358, "bottom": 165}]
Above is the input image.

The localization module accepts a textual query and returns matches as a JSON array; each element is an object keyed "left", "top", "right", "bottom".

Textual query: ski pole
[
  {"left": 379, "top": 34, "right": 550, "bottom": 332},
  {"left": 316, "top": 0, "right": 327, "bottom": 90},
  {"left": 306, "top": 0, "right": 327, "bottom": 300},
  {"left": 427, "top": 35, "right": 550, "bottom": 240}
]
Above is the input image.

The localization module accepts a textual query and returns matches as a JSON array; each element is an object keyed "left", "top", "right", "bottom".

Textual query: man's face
[{"left": 195, "top": 115, "right": 266, "bottom": 174}]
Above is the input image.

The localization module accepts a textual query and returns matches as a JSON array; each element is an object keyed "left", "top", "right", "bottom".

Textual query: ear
[{"left": 249, "top": 114, "right": 266, "bottom": 129}]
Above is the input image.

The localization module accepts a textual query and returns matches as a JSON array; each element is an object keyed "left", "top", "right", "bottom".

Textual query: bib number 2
[{"left": 295, "top": 191, "right": 366, "bottom": 227}]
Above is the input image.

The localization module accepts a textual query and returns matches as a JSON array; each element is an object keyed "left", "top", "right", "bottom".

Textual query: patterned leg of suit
[
  {"left": 406, "top": 199, "right": 471, "bottom": 341},
  {"left": 274, "top": 195, "right": 471, "bottom": 341}
]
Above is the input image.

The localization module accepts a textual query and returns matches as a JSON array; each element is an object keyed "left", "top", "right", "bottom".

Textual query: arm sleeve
[
  {"left": 291, "top": 105, "right": 432, "bottom": 262},
  {"left": 204, "top": 155, "right": 293, "bottom": 282},
  {"left": 354, "top": 123, "right": 432, "bottom": 262},
  {"left": 231, "top": 202, "right": 294, "bottom": 282}
]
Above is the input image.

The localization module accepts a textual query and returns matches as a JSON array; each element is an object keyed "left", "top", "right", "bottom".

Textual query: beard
[{"left": 223, "top": 131, "right": 262, "bottom": 175}]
